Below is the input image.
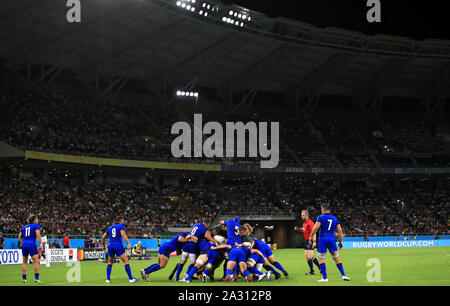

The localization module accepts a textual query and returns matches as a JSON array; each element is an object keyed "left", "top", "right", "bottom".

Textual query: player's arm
[
  {"left": 178, "top": 235, "right": 189, "bottom": 243},
  {"left": 250, "top": 248, "right": 264, "bottom": 258},
  {"left": 237, "top": 238, "right": 254, "bottom": 248},
  {"left": 250, "top": 249, "right": 269, "bottom": 265},
  {"left": 101, "top": 232, "right": 108, "bottom": 251},
  {"left": 18, "top": 232, "right": 23, "bottom": 244},
  {"left": 309, "top": 222, "right": 321, "bottom": 243},
  {"left": 121, "top": 230, "right": 132, "bottom": 249},
  {"left": 186, "top": 234, "right": 198, "bottom": 243},
  {"left": 336, "top": 224, "right": 344, "bottom": 249},
  {"left": 211, "top": 244, "right": 231, "bottom": 251},
  {"left": 36, "top": 229, "right": 42, "bottom": 246},
  {"left": 205, "top": 230, "right": 217, "bottom": 244}
]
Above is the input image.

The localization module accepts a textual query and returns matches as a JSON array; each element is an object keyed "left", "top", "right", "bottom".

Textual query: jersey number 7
[{"left": 327, "top": 220, "right": 333, "bottom": 231}]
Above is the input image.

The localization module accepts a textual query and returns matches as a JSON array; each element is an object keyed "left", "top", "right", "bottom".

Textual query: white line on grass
[{"left": 439, "top": 248, "right": 450, "bottom": 257}]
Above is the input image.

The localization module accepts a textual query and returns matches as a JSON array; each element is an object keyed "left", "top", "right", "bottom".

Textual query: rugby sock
[
  {"left": 222, "top": 259, "right": 228, "bottom": 279},
  {"left": 186, "top": 264, "right": 194, "bottom": 275},
  {"left": 319, "top": 263, "right": 327, "bottom": 279},
  {"left": 186, "top": 266, "right": 199, "bottom": 281},
  {"left": 226, "top": 269, "right": 233, "bottom": 277},
  {"left": 336, "top": 263, "right": 346, "bottom": 277},
  {"left": 313, "top": 257, "right": 321, "bottom": 270},
  {"left": 203, "top": 269, "right": 210, "bottom": 277},
  {"left": 243, "top": 270, "right": 251, "bottom": 278},
  {"left": 35, "top": 273, "right": 39, "bottom": 280},
  {"left": 145, "top": 263, "right": 160, "bottom": 274},
  {"left": 307, "top": 259, "right": 314, "bottom": 272},
  {"left": 264, "top": 265, "right": 280, "bottom": 276},
  {"left": 124, "top": 264, "right": 133, "bottom": 280},
  {"left": 22, "top": 274, "right": 27, "bottom": 281},
  {"left": 248, "top": 267, "right": 264, "bottom": 276},
  {"left": 176, "top": 263, "right": 185, "bottom": 279},
  {"left": 170, "top": 263, "right": 179, "bottom": 278},
  {"left": 106, "top": 264, "right": 112, "bottom": 280},
  {"left": 273, "top": 262, "right": 286, "bottom": 273}
]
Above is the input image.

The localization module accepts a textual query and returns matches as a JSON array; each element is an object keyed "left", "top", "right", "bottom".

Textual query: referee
[{"left": 294, "top": 210, "right": 321, "bottom": 275}]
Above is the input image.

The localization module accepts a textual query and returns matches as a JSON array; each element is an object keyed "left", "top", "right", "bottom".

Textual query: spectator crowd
[
  {"left": 1, "top": 86, "right": 450, "bottom": 169},
  {"left": 0, "top": 172, "right": 448, "bottom": 238}
]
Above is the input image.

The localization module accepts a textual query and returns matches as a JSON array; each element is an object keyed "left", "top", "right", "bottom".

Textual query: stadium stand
[
  {"left": 1, "top": 85, "right": 450, "bottom": 168},
  {"left": 0, "top": 171, "right": 448, "bottom": 239}
]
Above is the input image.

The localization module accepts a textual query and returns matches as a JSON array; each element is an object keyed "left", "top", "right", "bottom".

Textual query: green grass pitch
[{"left": 1, "top": 247, "right": 449, "bottom": 286}]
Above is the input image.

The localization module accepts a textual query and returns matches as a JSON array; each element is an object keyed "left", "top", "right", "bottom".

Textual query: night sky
[{"left": 222, "top": 0, "right": 450, "bottom": 40}]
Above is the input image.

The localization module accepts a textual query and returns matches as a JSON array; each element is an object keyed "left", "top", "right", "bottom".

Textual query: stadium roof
[{"left": 1, "top": 0, "right": 450, "bottom": 105}]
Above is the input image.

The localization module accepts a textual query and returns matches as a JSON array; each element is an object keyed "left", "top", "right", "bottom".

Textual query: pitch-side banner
[
  {"left": 0, "top": 249, "right": 23, "bottom": 265},
  {"left": 47, "top": 248, "right": 78, "bottom": 263},
  {"left": 343, "top": 239, "right": 450, "bottom": 249}
]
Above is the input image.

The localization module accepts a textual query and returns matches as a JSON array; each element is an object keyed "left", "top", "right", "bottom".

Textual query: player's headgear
[{"left": 233, "top": 216, "right": 240, "bottom": 224}]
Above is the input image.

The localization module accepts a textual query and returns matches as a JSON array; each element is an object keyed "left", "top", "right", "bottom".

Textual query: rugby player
[
  {"left": 101, "top": 217, "right": 139, "bottom": 283},
  {"left": 198, "top": 224, "right": 228, "bottom": 282},
  {"left": 178, "top": 218, "right": 216, "bottom": 283},
  {"left": 219, "top": 216, "right": 241, "bottom": 280},
  {"left": 18, "top": 215, "right": 42, "bottom": 283},
  {"left": 244, "top": 223, "right": 289, "bottom": 279},
  {"left": 173, "top": 218, "right": 213, "bottom": 281},
  {"left": 141, "top": 232, "right": 188, "bottom": 281},
  {"left": 239, "top": 224, "right": 272, "bottom": 281},
  {"left": 222, "top": 226, "right": 268, "bottom": 282},
  {"left": 309, "top": 204, "right": 350, "bottom": 282}
]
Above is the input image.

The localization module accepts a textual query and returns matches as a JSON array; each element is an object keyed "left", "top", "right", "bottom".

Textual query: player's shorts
[
  {"left": 207, "top": 249, "right": 220, "bottom": 265},
  {"left": 108, "top": 243, "right": 125, "bottom": 257},
  {"left": 261, "top": 243, "right": 273, "bottom": 257},
  {"left": 317, "top": 237, "right": 338, "bottom": 254},
  {"left": 304, "top": 240, "right": 314, "bottom": 251},
  {"left": 249, "top": 253, "right": 265, "bottom": 265},
  {"left": 158, "top": 242, "right": 176, "bottom": 257},
  {"left": 229, "top": 248, "right": 247, "bottom": 263},
  {"left": 22, "top": 243, "right": 38, "bottom": 257},
  {"left": 183, "top": 241, "right": 197, "bottom": 254}
]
